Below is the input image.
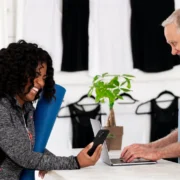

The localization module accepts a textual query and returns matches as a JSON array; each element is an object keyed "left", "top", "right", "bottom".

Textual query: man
[{"left": 121, "top": 9, "right": 180, "bottom": 163}]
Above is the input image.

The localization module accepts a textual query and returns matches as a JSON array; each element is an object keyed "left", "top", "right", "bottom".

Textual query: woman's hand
[
  {"left": 38, "top": 170, "right": 48, "bottom": 179},
  {"left": 77, "top": 142, "right": 102, "bottom": 168}
]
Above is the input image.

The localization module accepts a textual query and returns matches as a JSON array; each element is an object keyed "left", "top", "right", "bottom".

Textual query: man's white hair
[{"left": 162, "top": 9, "right": 180, "bottom": 30}]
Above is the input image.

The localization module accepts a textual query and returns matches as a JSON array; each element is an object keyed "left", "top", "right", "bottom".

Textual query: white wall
[
  {"left": 7, "top": 0, "right": 16, "bottom": 43},
  {"left": 6, "top": 0, "right": 180, "bottom": 101},
  {"left": 6, "top": 0, "right": 180, "bottom": 155}
]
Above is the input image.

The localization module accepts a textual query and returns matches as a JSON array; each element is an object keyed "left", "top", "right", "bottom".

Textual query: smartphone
[{"left": 87, "top": 129, "right": 109, "bottom": 156}]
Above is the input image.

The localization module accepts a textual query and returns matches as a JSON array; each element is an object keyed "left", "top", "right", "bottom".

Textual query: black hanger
[
  {"left": 135, "top": 100, "right": 152, "bottom": 115},
  {"left": 155, "top": 90, "right": 178, "bottom": 102},
  {"left": 59, "top": 94, "right": 97, "bottom": 111},
  {"left": 135, "top": 90, "right": 179, "bottom": 115},
  {"left": 75, "top": 94, "right": 98, "bottom": 106},
  {"left": 57, "top": 94, "right": 106, "bottom": 118},
  {"left": 117, "top": 93, "right": 138, "bottom": 104}
]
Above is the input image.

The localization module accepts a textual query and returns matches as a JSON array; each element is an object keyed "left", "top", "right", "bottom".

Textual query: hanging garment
[
  {"left": 88, "top": 0, "right": 133, "bottom": 76},
  {"left": 0, "top": 0, "right": 8, "bottom": 49},
  {"left": 16, "top": 0, "right": 62, "bottom": 72},
  {"left": 69, "top": 103, "right": 101, "bottom": 148},
  {"left": 130, "top": 0, "right": 180, "bottom": 72},
  {"left": 150, "top": 98, "right": 178, "bottom": 162},
  {"left": 150, "top": 98, "right": 178, "bottom": 141},
  {"left": 61, "top": 0, "right": 89, "bottom": 71}
]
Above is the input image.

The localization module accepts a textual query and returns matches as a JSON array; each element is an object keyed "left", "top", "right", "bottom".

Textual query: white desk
[{"left": 44, "top": 150, "right": 180, "bottom": 180}]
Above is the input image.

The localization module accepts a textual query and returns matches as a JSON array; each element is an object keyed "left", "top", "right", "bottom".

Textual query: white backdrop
[
  {"left": 4, "top": 0, "right": 180, "bottom": 156},
  {"left": 0, "top": 0, "right": 8, "bottom": 49}
]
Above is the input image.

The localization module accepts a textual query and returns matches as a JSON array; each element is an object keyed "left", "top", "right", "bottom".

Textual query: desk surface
[{"left": 45, "top": 150, "right": 180, "bottom": 180}]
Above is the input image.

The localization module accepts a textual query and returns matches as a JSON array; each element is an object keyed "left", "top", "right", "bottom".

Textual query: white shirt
[
  {"left": 16, "top": 0, "right": 63, "bottom": 72},
  {"left": 88, "top": 0, "right": 133, "bottom": 76}
]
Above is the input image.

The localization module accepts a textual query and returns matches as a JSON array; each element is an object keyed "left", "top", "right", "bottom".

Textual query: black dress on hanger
[
  {"left": 69, "top": 103, "right": 101, "bottom": 148},
  {"left": 61, "top": 0, "right": 89, "bottom": 71},
  {"left": 130, "top": 0, "right": 180, "bottom": 72}
]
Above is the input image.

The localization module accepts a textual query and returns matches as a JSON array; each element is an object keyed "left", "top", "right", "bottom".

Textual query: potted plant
[{"left": 88, "top": 72, "right": 134, "bottom": 150}]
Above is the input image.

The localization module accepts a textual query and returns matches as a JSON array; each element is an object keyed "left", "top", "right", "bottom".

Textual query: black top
[
  {"left": 69, "top": 104, "right": 101, "bottom": 148},
  {"left": 150, "top": 98, "right": 178, "bottom": 162},
  {"left": 61, "top": 0, "right": 89, "bottom": 71},
  {"left": 130, "top": 0, "right": 180, "bottom": 72}
]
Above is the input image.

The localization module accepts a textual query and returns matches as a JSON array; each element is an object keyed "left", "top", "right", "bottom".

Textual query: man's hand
[
  {"left": 38, "top": 170, "right": 48, "bottom": 179},
  {"left": 120, "top": 143, "right": 161, "bottom": 162},
  {"left": 77, "top": 142, "right": 102, "bottom": 168}
]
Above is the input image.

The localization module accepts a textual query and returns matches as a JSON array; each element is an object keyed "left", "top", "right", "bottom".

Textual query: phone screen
[{"left": 87, "top": 129, "right": 109, "bottom": 156}]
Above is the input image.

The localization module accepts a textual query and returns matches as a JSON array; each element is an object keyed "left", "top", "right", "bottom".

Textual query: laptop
[
  {"left": 90, "top": 119, "right": 157, "bottom": 166},
  {"left": 101, "top": 143, "right": 157, "bottom": 166}
]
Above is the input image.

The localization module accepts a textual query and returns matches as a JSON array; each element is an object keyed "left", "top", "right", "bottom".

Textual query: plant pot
[{"left": 104, "top": 126, "right": 123, "bottom": 150}]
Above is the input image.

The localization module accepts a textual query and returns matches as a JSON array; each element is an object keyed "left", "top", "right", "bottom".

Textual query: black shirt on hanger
[
  {"left": 69, "top": 103, "right": 101, "bottom": 148},
  {"left": 150, "top": 98, "right": 178, "bottom": 162},
  {"left": 61, "top": 0, "right": 89, "bottom": 71},
  {"left": 130, "top": 0, "right": 180, "bottom": 72}
]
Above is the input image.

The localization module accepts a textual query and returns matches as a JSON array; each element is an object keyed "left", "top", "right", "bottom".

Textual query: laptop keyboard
[
  {"left": 111, "top": 158, "right": 125, "bottom": 164},
  {"left": 111, "top": 158, "right": 151, "bottom": 164}
]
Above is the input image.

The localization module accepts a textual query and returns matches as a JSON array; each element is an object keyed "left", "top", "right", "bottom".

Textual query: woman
[{"left": 0, "top": 40, "right": 102, "bottom": 180}]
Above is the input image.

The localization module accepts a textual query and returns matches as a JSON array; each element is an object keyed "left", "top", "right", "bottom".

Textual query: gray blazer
[{"left": 0, "top": 96, "right": 79, "bottom": 180}]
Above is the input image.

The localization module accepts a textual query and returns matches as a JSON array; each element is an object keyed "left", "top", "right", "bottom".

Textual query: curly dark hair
[{"left": 0, "top": 40, "right": 55, "bottom": 101}]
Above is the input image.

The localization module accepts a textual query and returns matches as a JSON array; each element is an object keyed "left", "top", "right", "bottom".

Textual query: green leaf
[
  {"left": 95, "top": 88, "right": 100, "bottom": 96},
  {"left": 117, "top": 95, "right": 123, "bottom": 100},
  {"left": 106, "top": 90, "right": 115, "bottom": 99},
  {"left": 114, "top": 79, "right": 119, "bottom": 86},
  {"left": 94, "top": 82, "right": 100, "bottom": 88},
  {"left": 124, "top": 77, "right": 131, "bottom": 89},
  {"left": 121, "top": 81, "right": 126, "bottom": 86},
  {"left": 107, "top": 133, "right": 116, "bottom": 138},
  {"left": 93, "top": 75, "right": 100, "bottom": 82},
  {"left": 103, "top": 92, "right": 109, "bottom": 98},
  {"left": 100, "top": 98, "right": 105, "bottom": 103},
  {"left": 95, "top": 88, "right": 105, "bottom": 102},
  {"left": 121, "top": 88, "right": 131, "bottom": 92},
  {"left": 106, "top": 84, "right": 116, "bottom": 88},
  {"left": 113, "top": 89, "right": 120, "bottom": 95},
  {"left": 94, "top": 81, "right": 105, "bottom": 89},
  {"left": 110, "top": 76, "right": 118, "bottom": 83},
  {"left": 95, "top": 95, "right": 101, "bottom": 102},
  {"left": 122, "top": 74, "right": 135, "bottom": 78},
  {"left": 109, "top": 76, "right": 119, "bottom": 87},
  {"left": 99, "top": 90, "right": 105, "bottom": 98},
  {"left": 106, "top": 90, "right": 115, "bottom": 105},
  {"left": 87, "top": 87, "right": 94, "bottom": 97},
  {"left": 102, "top": 72, "right": 108, "bottom": 77},
  {"left": 98, "top": 81, "right": 104, "bottom": 87}
]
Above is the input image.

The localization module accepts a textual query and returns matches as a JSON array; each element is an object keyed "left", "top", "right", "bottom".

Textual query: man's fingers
[
  {"left": 121, "top": 146, "right": 129, "bottom": 158},
  {"left": 127, "top": 155, "right": 136, "bottom": 163},
  {"left": 121, "top": 145, "right": 139, "bottom": 159},
  {"left": 123, "top": 150, "right": 133, "bottom": 162}
]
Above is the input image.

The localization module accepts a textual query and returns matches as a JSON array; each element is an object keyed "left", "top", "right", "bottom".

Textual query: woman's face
[{"left": 16, "top": 62, "right": 47, "bottom": 106}]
